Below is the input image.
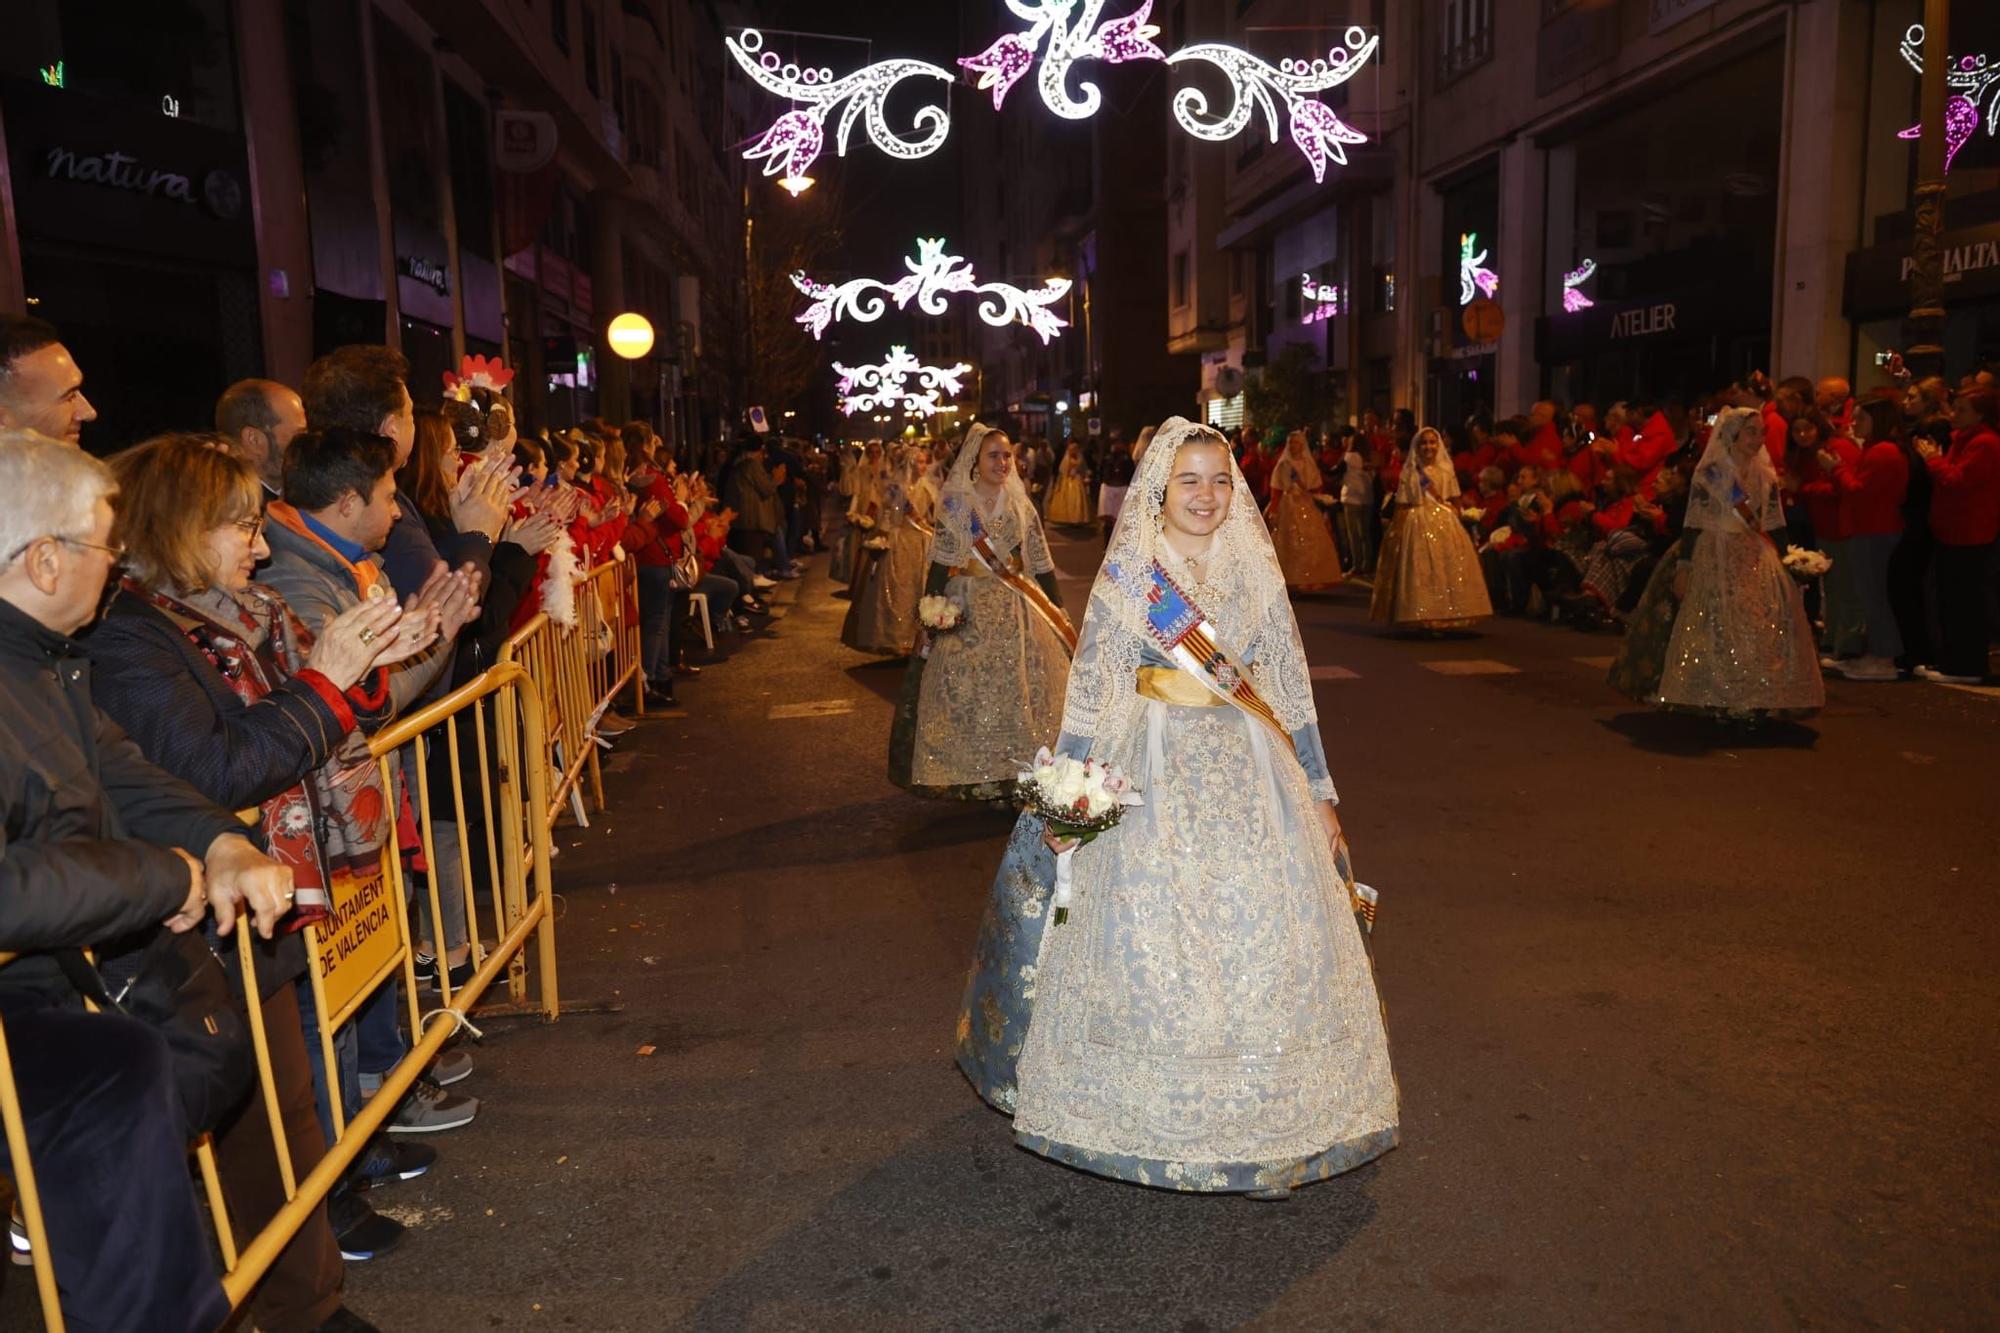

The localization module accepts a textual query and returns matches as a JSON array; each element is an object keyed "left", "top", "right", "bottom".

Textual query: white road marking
[
  {"left": 1310, "top": 665, "right": 1361, "bottom": 680},
  {"left": 1421, "top": 659, "right": 1521, "bottom": 676},
  {"left": 1934, "top": 682, "right": 2000, "bottom": 701},
  {"left": 768, "top": 699, "right": 857, "bottom": 719}
]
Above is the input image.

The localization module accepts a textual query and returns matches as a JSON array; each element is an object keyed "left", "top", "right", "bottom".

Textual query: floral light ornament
[
  {"left": 1166, "top": 26, "right": 1378, "bottom": 183},
  {"left": 727, "top": 29, "right": 953, "bottom": 196},
  {"left": 958, "top": 0, "right": 1167, "bottom": 118},
  {"left": 1300, "top": 273, "right": 1340, "bottom": 325},
  {"left": 1561, "top": 258, "right": 1597, "bottom": 313},
  {"left": 1458, "top": 232, "right": 1499, "bottom": 306},
  {"left": 1896, "top": 24, "right": 2000, "bottom": 174},
  {"left": 832, "top": 345, "right": 974, "bottom": 417},
  {"left": 793, "top": 238, "right": 1072, "bottom": 343}
]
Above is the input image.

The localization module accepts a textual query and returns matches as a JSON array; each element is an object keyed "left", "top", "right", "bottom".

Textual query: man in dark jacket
[{"left": 0, "top": 430, "right": 292, "bottom": 1331}]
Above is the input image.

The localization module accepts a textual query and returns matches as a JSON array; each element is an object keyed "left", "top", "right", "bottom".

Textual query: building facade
[{"left": 0, "top": 0, "right": 750, "bottom": 452}]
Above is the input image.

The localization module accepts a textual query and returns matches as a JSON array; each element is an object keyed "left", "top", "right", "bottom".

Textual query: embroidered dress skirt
[
  {"left": 1372, "top": 502, "right": 1491, "bottom": 628},
  {"left": 1000, "top": 693, "right": 1399, "bottom": 1192},
  {"left": 1658, "top": 528, "right": 1824, "bottom": 717},
  {"left": 904, "top": 568, "right": 1069, "bottom": 797},
  {"left": 1046, "top": 473, "right": 1093, "bottom": 526},
  {"left": 842, "top": 525, "right": 927, "bottom": 655},
  {"left": 1270, "top": 488, "right": 1344, "bottom": 590}
]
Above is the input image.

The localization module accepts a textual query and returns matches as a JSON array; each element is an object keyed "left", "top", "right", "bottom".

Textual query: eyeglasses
[
  {"left": 3, "top": 533, "right": 126, "bottom": 565},
  {"left": 231, "top": 516, "right": 266, "bottom": 543}
]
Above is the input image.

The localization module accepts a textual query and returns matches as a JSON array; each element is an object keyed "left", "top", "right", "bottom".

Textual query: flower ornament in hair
[{"left": 443, "top": 354, "right": 516, "bottom": 403}]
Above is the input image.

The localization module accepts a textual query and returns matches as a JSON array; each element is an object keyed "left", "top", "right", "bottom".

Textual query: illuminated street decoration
[
  {"left": 958, "top": 0, "right": 1166, "bottom": 118},
  {"left": 1166, "top": 26, "right": 1376, "bottom": 183},
  {"left": 834, "top": 346, "right": 974, "bottom": 417},
  {"left": 1458, "top": 232, "right": 1498, "bottom": 306},
  {"left": 727, "top": 29, "right": 953, "bottom": 195},
  {"left": 731, "top": 13, "right": 1379, "bottom": 191},
  {"left": 39, "top": 61, "right": 64, "bottom": 89},
  {"left": 1896, "top": 25, "right": 2000, "bottom": 173},
  {"left": 1300, "top": 273, "right": 1340, "bottom": 324},
  {"left": 1561, "top": 258, "right": 1596, "bottom": 313},
  {"left": 793, "top": 237, "right": 1071, "bottom": 343}
]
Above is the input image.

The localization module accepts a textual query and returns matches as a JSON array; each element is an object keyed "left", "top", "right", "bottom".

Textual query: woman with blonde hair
[{"left": 89, "top": 433, "right": 445, "bottom": 1314}]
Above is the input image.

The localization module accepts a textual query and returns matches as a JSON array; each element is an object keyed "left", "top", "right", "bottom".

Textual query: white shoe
[
  {"left": 1831, "top": 656, "right": 1898, "bottom": 681},
  {"left": 752, "top": 575, "right": 777, "bottom": 590}
]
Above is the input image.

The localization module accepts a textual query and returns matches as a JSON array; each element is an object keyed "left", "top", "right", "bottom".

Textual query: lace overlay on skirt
[
  {"left": 842, "top": 523, "right": 928, "bottom": 655},
  {"left": 909, "top": 566, "right": 1070, "bottom": 789},
  {"left": 1658, "top": 528, "right": 1824, "bottom": 716},
  {"left": 1369, "top": 500, "right": 1492, "bottom": 628},
  {"left": 1010, "top": 698, "right": 1399, "bottom": 1182},
  {"left": 1270, "top": 488, "right": 1344, "bottom": 590}
]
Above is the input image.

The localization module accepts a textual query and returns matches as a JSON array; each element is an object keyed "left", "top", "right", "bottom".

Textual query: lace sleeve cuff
[{"left": 1308, "top": 777, "right": 1340, "bottom": 804}]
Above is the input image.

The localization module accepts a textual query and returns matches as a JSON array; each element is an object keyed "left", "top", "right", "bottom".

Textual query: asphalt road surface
[{"left": 13, "top": 527, "right": 1998, "bottom": 1331}]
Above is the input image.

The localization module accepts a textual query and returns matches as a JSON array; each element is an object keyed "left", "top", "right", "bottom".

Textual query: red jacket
[
  {"left": 1618, "top": 412, "right": 1678, "bottom": 475},
  {"left": 1509, "top": 423, "right": 1564, "bottom": 476},
  {"left": 1928, "top": 424, "right": 2000, "bottom": 546},
  {"left": 1761, "top": 404, "right": 1791, "bottom": 475},
  {"left": 1796, "top": 439, "right": 1858, "bottom": 543},
  {"left": 1832, "top": 440, "right": 1907, "bottom": 538},
  {"left": 625, "top": 474, "right": 691, "bottom": 566}
]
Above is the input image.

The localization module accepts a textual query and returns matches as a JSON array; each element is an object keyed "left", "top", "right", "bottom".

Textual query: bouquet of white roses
[
  {"left": 1480, "top": 524, "right": 1514, "bottom": 554},
  {"left": 1015, "top": 747, "right": 1143, "bottom": 924},
  {"left": 1782, "top": 545, "right": 1832, "bottom": 582},
  {"left": 850, "top": 514, "right": 877, "bottom": 531},
  {"left": 917, "top": 594, "right": 963, "bottom": 632},
  {"left": 862, "top": 535, "right": 892, "bottom": 551}
]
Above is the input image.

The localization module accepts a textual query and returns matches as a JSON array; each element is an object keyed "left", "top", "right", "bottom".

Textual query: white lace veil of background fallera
[
  {"left": 1685, "top": 405, "right": 1783, "bottom": 533},
  {"left": 1394, "top": 426, "right": 1460, "bottom": 505},
  {"left": 1059, "top": 415, "right": 1322, "bottom": 747},
  {"left": 931, "top": 422, "right": 1053, "bottom": 574},
  {"left": 1273, "top": 433, "right": 1322, "bottom": 492}
]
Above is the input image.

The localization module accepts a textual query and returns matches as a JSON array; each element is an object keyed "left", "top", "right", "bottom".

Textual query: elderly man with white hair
[{"left": 0, "top": 429, "right": 294, "bottom": 1332}]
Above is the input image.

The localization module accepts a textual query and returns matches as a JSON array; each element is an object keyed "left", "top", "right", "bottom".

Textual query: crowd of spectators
[
  {"left": 1220, "top": 371, "right": 1999, "bottom": 686},
  {"left": 0, "top": 311, "right": 823, "bottom": 1331}
]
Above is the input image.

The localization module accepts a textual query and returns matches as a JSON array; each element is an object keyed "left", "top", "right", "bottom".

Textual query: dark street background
[{"left": 283, "top": 527, "right": 2000, "bottom": 1331}]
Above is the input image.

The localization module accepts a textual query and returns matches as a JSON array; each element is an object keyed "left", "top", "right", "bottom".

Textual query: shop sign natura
[{"left": 45, "top": 146, "right": 194, "bottom": 202}]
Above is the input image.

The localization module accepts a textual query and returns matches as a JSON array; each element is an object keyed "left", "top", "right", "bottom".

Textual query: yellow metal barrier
[
  {"left": 580, "top": 556, "right": 645, "bottom": 724},
  {"left": 0, "top": 663, "right": 559, "bottom": 1330}
]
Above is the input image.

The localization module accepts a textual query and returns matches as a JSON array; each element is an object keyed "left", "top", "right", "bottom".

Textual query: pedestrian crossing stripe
[
  {"left": 768, "top": 699, "right": 857, "bottom": 719},
  {"left": 1310, "top": 665, "right": 1360, "bottom": 680},
  {"left": 1420, "top": 659, "right": 1521, "bottom": 676}
]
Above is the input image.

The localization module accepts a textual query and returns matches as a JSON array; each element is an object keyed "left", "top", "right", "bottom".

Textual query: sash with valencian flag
[
  {"left": 1138, "top": 561, "right": 1290, "bottom": 745},
  {"left": 965, "top": 507, "right": 1077, "bottom": 655}
]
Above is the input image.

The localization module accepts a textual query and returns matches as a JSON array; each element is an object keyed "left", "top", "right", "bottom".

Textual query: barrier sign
[{"left": 312, "top": 851, "right": 402, "bottom": 1022}]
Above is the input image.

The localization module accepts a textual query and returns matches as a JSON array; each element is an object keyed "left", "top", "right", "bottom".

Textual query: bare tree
[{"left": 746, "top": 186, "right": 843, "bottom": 413}]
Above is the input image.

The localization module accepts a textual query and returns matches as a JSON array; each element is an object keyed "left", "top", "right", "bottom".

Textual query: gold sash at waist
[
  {"left": 1136, "top": 665, "right": 1228, "bottom": 707},
  {"left": 947, "top": 561, "right": 1001, "bottom": 579}
]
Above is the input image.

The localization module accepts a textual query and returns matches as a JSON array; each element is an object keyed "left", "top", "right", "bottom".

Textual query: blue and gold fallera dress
[{"left": 955, "top": 417, "right": 1399, "bottom": 1193}]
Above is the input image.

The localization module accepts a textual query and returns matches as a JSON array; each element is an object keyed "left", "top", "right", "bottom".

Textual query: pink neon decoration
[
  {"left": 744, "top": 109, "right": 825, "bottom": 186},
  {"left": 959, "top": 34, "right": 1037, "bottom": 109},
  {"left": 1898, "top": 94, "right": 1981, "bottom": 171},
  {"left": 1289, "top": 99, "right": 1367, "bottom": 185},
  {"left": 1090, "top": 1, "right": 1168, "bottom": 64}
]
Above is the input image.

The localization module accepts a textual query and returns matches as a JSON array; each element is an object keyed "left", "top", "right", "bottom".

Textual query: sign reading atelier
[{"left": 313, "top": 853, "right": 402, "bottom": 1022}]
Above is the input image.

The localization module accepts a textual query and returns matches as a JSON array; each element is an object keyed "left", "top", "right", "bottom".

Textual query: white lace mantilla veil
[
  {"left": 1393, "top": 426, "right": 1460, "bottom": 505},
  {"left": 931, "top": 423, "right": 1054, "bottom": 575},
  {"left": 1061, "top": 415, "right": 1322, "bottom": 749},
  {"left": 1273, "top": 434, "right": 1323, "bottom": 491},
  {"left": 1685, "top": 406, "right": 1783, "bottom": 532}
]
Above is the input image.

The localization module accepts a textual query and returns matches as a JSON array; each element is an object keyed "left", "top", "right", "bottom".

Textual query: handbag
[
  {"left": 60, "top": 931, "right": 256, "bottom": 1137},
  {"left": 666, "top": 544, "right": 701, "bottom": 591}
]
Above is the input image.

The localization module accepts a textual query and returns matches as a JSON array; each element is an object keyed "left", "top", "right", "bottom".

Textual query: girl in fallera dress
[
  {"left": 1044, "top": 440, "right": 1094, "bottom": 526},
  {"left": 842, "top": 443, "right": 935, "bottom": 656},
  {"left": 889, "top": 425, "right": 1073, "bottom": 799},
  {"left": 834, "top": 441, "right": 886, "bottom": 586},
  {"left": 1266, "top": 429, "right": 1344, "bottom": 591},
  {"left": 955, "top": 417, "right": 1398, "bottom": 1196},
  {"left": 1654, "top": 406, "right": 1824, "bottom": 719},
  {"left": 1370, "top": 426, "right": 1493, "bottom": 631}
]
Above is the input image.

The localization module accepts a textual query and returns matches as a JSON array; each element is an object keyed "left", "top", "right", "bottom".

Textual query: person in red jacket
[
  {"left": 1914, "top": 385, "right": 2000, "bottom": 682},
  {"left": 1792, "top": 412, "right": 1859, "bottom": 659},
  {"left": 1510, "top": 401, "right": 1565, "bottom": 475},
  {"left": 1824, "top": 399, "right": 1908, "bottom": 680}
]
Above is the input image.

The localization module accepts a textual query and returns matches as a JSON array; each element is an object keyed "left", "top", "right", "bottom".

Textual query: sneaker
[
  {"left": 430, "top": 1047, "right": 474, "bottom": 1086},
  {"left": 752, "top": 574, "right": 777, "bottom": 590},
  {"left": 596, "top": 712, "right": 636, "bottom": 736},
  {"left": 9, "top": 1211, "right": 28, "bottom": 1267},
  {"left": 1831, "top": 656, "right": 1898, "bottom": 681},
  {"left": 384, "top": 1076, "right": 479, "bottom": 1134},
  {"left": 350, "top": 1137, "right": 437, "bottom": 1189},
  {"left": 329, "top": 1190, "right": 405, "bottom": 1262},
  {"left": 1913, "top": 665, "right": 1982, "bottom": 684},
  {"left": 421, "top": 956, "right": 477, "bottom": 995}
]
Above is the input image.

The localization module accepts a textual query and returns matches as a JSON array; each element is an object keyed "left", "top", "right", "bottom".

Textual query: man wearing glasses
[{"left": 0, "top": 429, "right": 295, "bottom": 1331}]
